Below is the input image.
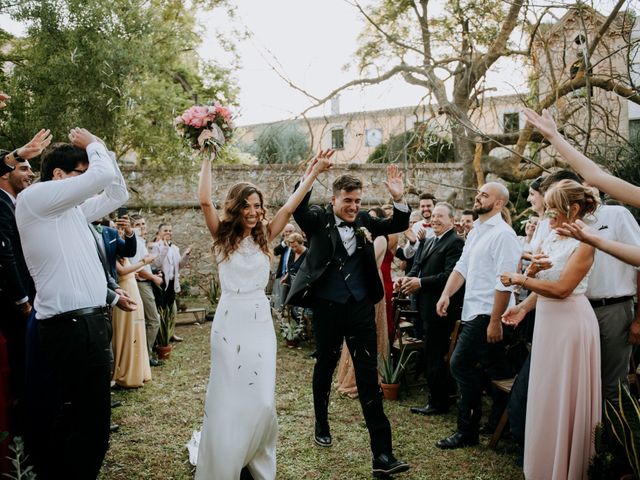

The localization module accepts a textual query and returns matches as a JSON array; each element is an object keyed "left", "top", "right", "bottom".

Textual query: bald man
[{"left": 435, "top": 182, "right": 522, "bottom": 449}]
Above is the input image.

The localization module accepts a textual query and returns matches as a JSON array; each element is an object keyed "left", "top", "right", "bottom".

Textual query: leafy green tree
[
  {"left": 0, "top": 0, "right": 239, "bottom": 171},
  {"left": 368, "top": 123, "right": 453, "bottom": 164},
  {"left": 250, "top": 122, "right": 310, "bottom": 164}
]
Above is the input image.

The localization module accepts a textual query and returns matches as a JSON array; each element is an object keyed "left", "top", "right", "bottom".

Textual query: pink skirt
[{"left": 524, "top": 294, "right": 601, "bottom": 480}]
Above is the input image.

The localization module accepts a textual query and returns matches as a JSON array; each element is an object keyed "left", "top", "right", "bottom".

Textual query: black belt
[
  {"left": 45, "top": 305, "right": 110, "bottom": 322},
  {"left": 137, "top": 279, "right": 151, "bottom": 283},
  {"left": 589, "top": 296, "right": 633, "bottom": 309}
]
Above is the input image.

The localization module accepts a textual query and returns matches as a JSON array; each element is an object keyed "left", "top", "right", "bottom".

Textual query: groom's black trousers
[{"left": 312, "top": 297, "right": 392, "bottom": 457}]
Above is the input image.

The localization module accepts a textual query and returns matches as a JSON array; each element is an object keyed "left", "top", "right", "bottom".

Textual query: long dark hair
[{"left": 214, "top": 182, "right": 270, "bottom": 261}]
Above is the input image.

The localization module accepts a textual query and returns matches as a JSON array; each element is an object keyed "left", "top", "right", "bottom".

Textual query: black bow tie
[{"left": 337, "top": 221, "right": 356, "bottom": 229}]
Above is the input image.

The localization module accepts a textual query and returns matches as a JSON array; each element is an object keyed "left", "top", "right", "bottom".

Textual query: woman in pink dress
[{"left": 501, "top": 179, "right": 601, "bottom": 480}]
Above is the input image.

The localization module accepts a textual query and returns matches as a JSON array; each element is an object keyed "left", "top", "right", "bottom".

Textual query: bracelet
[{"left": 521, "top": 277, "right": 528, "bottom": 288}]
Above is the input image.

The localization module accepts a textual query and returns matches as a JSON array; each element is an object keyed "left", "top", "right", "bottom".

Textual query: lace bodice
[
  {"left": 537, "top": 231, "right": 591, "bottom": 295},
  {"left": 216, "top": 236, "right": 270, "bottom": 297}
]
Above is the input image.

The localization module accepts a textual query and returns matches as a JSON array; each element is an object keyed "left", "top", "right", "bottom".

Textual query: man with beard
[
  {"left": 403, "top": 192, "right": 436, "bottom": 259},
  {"left": 435, "top": 182, "right": 521, "bottom": 449},
  {"left": 0, "top": 130, "right": 52, "bottom": 441}
]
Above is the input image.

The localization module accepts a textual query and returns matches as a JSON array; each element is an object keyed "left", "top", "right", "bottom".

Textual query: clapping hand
[
  {"left": 399, "top": 277, "right": 421, "bottom": 295},
  {"left": 384, "top": 164, "right": 404, "bottom": 202},
  {"left": 69, "top": 128, "right": 97, "bottom": 150},
  {"left": 115, "top": 288, "right": 137, "bottom": 312},
  {"left": 525, "top": 253, "right": 552, "bottom": 277},
  {"left": 502, "top": 305, "right": 526, "bottom": 327},
  {"left": 0, "top": 92, "right": 9, "bottom": 109},
  {"left": 18, "top": 129, "right": 53, "bottom": 160},
  {"left": 523, "top": 108, "right": 559, "bottom": 139}
]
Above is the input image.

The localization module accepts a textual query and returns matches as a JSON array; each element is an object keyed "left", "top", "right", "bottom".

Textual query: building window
[
  {"left": 331, "top": 128, "right": 345, "bottom": 150},
  {"left": 503, "top": 112, "right": 520, "bottom": 134},
  {"left": 630, "top": 119, "right": 640, "bottom": 143}
]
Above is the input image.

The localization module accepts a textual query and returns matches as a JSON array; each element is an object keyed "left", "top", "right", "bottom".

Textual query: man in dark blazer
[
  {"left": 0, "top": 142, "right": 49, "bottom": 441},
  {"left": 271, "top": 223, "right": 295, "bottom": 311},
  {"left": 286, "top": 166, "right": 411, "bottom": 478},
  {"left": 395, "top": 202, "right": 464, "bottom": 416},
  {"left": 91, "top": 215, "right": 137, "bottom": 280}
]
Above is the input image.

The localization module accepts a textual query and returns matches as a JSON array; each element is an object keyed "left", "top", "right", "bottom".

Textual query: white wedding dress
[{"left": 191, "top": 236, "right": 277, "bottom": 479}]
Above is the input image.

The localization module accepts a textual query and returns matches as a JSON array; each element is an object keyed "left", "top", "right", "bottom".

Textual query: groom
[{"left": 286, "top": 165, "right": 410, "bottom": 477}]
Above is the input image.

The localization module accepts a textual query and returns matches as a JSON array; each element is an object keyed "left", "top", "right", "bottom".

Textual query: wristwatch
[{"left": 4, "top": 149, "right": 24, "bottom": 167}]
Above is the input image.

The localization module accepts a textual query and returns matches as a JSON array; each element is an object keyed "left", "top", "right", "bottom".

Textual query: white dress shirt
[
  {"left": 403, "top": 219, "right": 435, "bottom": 259},
  {"left": 16, "top": 142, "right": 129, "bottom": 319},
  {"left": 151, "top": 241, "right": 189, "bottom": 292},
  {"left": 585, "top": 205, "right": 640, "bottom": 299},
  {"left": 130, "top": 235, "right": 153, "bottom": 277},
  {"left": 454, "top": 211, "right": 522, "bottom": 322},
  {"left": 336, "top": 201, "right": 409, "bottom": 256}
]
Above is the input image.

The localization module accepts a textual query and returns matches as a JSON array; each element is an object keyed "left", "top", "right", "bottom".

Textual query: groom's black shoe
[
  {"left": 372, "top": 453, "right": 410, "bottom": 476},
  {"left": 314, "top": 421, "right": 332, "bottom": 447}
]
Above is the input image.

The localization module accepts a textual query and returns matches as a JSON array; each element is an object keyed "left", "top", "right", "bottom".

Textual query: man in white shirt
[
  {"left": 585, "top": 204, "right": 640, "bottom": 404},
  {"left": 403, "top": 192, "right": 436, "bottom": 259},
  {"left": 434, "top": 182, "right": 522, "bottom": 449},
  {"left": 16, "top": 128, "right": 130, "bottom": 479},
  {"left": 130, "top": 214, "right": 163, "bottom": 364},
  {"left": 151, "top": 223, "right": 191, "bottom": 342}
]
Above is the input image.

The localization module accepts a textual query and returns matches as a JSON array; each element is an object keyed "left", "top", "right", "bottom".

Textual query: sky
[
  {"left": 1, "top": 1, "right": 631, "bottom": 126},
  {"left": 200, "top": 0, "right": 528, "bottom": 126}
]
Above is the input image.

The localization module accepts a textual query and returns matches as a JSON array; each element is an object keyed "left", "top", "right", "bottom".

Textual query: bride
[{"left": 192, "top": 150, "right": 333, "bottom": 479}]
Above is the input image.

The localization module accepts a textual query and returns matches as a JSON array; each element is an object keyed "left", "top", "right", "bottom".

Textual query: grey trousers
[
  {"left": 594, "top": 300, "right": 634, "bottom": 404},
  {"left": 137, "top": 281, "right": 161, "bottom": 355}
]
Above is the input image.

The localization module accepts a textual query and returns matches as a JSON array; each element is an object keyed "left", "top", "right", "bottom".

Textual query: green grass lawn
[{"left": 101, "top": 320, "right": 523, "bottom": 479}]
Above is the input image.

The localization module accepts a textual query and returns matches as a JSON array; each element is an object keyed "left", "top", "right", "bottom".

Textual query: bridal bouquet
[{"left": 175, "top": 103, "right": 234, "bottom": 157}]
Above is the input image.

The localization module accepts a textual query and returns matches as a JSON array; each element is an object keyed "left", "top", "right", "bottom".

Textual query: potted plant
[
  {"left": 156, "top": 306, "right": 176, "bottom": 359},
  {"left": 378, "top": 346, "right": 417, "bottom": 400},
  {"left": 176, "top": 277, "right": 194, "bottom": 312},
  {"left": 278, "top": 307, "right": 303, "bottom": 348},
  {"left": 200, "top": 277, "right": 221, "bottom": 322},
  {"left": 605, "top": 383, "right": 640, "bottom": 480}
]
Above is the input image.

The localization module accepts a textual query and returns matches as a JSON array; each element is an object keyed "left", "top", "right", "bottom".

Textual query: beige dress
[
  {"left": 112, "top": 260, "right": 151, "bottom": 388},
  {"left": 524, "top": 232, "right": 601, "bottom": 480}
]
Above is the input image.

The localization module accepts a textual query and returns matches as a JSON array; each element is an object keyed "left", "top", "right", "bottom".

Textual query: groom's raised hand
[{"left": 384, "top": 164, "right": 405, "bottom": 202}]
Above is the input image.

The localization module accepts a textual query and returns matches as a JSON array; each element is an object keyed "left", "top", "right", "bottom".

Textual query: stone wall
[{"left": 124, "top": 163, "right": 463, "bottom": 301}]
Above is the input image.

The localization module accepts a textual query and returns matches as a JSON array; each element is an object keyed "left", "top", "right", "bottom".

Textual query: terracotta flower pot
[
  {"left": 380, "top": 382, "right": 400, "bottom": 400},
  {"left": 157, "top": 344, "right": 172, "bottom": 360}
]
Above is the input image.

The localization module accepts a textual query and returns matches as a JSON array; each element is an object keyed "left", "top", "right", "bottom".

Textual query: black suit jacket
[
  {"left": 286, "top": 190, "right": 410, "bottom": 307},
  {"left": 407, "top": 228, "right": 464, "bottom": 323},
  {"left": 0, "top": 189, "right": 35, "bottom": 305}
]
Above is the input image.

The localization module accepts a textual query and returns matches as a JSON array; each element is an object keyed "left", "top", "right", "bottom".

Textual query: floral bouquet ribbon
[{"left": 175, "top": 103, "right": 234, "bottom": 159}]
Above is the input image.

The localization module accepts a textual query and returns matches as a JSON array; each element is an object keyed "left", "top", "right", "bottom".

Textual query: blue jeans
[{"left": 450, "top": 315, "right": 511, "bottom": 435}]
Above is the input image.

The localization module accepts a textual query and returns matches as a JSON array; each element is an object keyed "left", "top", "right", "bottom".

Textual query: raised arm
[
  {"left": 557, "top": 219, "right": 640, "bottom": 268},
  {"left": 198, "top": 156, "right": 220, "bottom": 238},
  {"left": 81, "top": 145, "right": 129, "bottom": 223},
  {"left": 116, "top": 254, "right": 155, "bottom": 276},
  {"left": 524, "top": 108, "right": 640, "bottom": 207},
  {"left": 267, "top": 150, "right": 334, "bottom": 242}
]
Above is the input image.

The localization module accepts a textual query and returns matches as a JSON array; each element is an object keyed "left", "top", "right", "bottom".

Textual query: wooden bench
[
  {"left": 176, "top": 307, "right": 207, "bottom": 325},
  {"left": 488, "top": 377, "right": 516, "bottom": 449}
]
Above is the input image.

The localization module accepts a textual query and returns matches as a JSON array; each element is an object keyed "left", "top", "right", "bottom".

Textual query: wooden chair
[
  {"left": 390, "top": 294, "right": 424, "bottom": 390},
  {"left": 488, "top": 377, "right": 516, "bottom": 449}
]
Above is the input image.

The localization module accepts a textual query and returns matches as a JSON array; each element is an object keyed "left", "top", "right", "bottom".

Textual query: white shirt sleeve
[
  {"left": 24, "top": 142, "right": 116, "bottom": 218},
  {"left": 81, "top": 149, "right": 129, "bottom": 223},
  {"left": 402, "top": 222, "right": 422, "bottom": 259},
  {"left": 453, "top": 230, "right": 474, "bottom": 279},
  {"left": 493, "top": 230, "right": 523, "bottom": 291}
]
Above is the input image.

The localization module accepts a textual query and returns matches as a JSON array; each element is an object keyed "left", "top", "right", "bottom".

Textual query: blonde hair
[
  {"left": 287, "top": 233, "right": 304, "bottom": 246},
  {"left": 544, "top": 180, "right": 600, "bottom": 220}
]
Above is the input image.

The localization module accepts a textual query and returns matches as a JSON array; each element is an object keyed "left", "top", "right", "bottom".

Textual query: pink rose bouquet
[{"left": 175, "top": 103, "right": 235, "bottom": 157}]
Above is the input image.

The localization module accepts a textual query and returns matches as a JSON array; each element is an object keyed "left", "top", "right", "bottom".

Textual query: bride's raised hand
[{"left": 312, "top": 149, "right": 335, "bottom": 174}]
